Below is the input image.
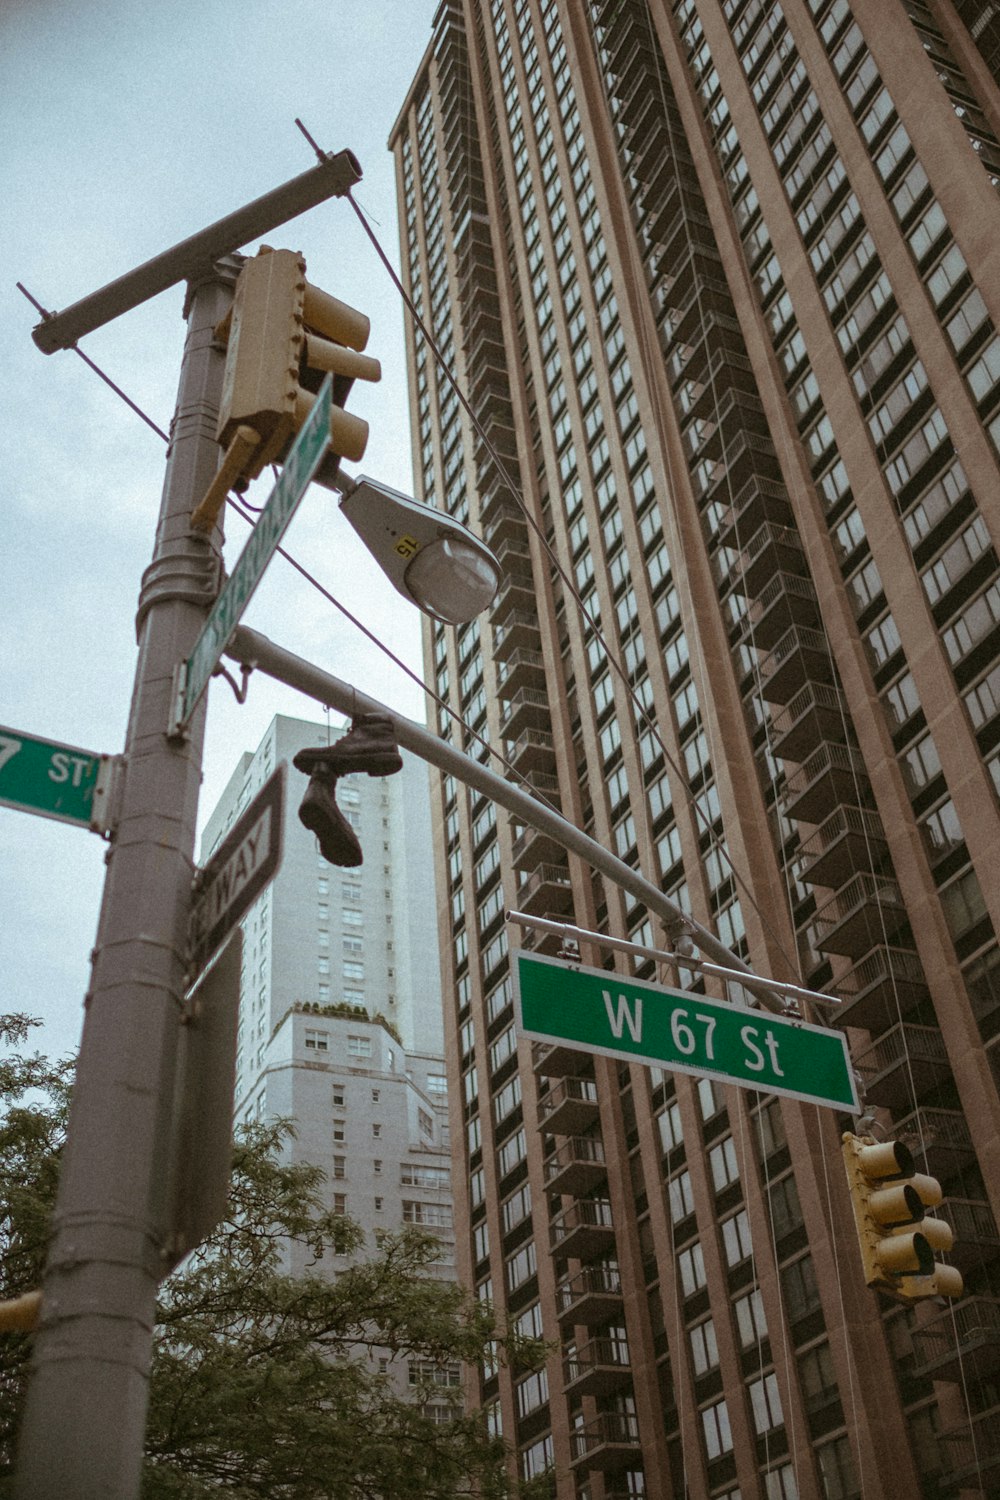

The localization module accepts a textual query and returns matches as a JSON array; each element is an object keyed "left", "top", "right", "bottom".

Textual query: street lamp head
[{"left": 339, "top": 475, "right": 501, "bottom": 624}]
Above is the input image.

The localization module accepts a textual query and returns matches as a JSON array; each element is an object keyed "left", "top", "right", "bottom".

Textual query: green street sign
[
  {"left": 174, "top": 373, "right": 333, "bottom": 731},
  {"left": 514, "top": 951, "right": 859, "bottom": 1112},
  {"left": 0, "top": 725, "right": 113, "bottom": 832}
]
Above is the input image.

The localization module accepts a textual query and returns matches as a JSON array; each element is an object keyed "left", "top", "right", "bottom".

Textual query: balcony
[
  {"left": 556, "top": 1263, "right": 624, "bottom": 1327},
  {"left": 716, "top": 473, "right": 792, "bottom": 551},
  {"left": 741, "top": 572, "right": 820, "bottom": 650},
  {"left": 756, "top": 624, "right": 833, "bottom": 706},
  {"left": 538, "top": 1075, "right": 600, "bottom": 1135},
  {"left": 498, "top": 686, "right": 550, "bottom": 740},
  {"left": 563, "top": 1335, "right": 633, "bottom": 1398},
  {"left": 480, "top": 497, "right": 526, "bottom": 550},
  {"left": 532, "top": 1038, "right": 591, "bottom": 1078},
  {"left": 569, "top": 1412, "right": 642, "bottom": 1471},
  {"left": 799, "top": 806, "right": 888, "bottom": 889},
  {"left": 894, "top": 1106, "right": 975, "bottom": 1178},
  {"left": 504, "top": 727, "right": 556, "bottom": 775},
  {"left": 770, "top": 681, "right": 847, "bottom": 762},
  {"left": 811, "top": 873, "right": 909, "bottom": 957},
  {"left": 911, "top": 1296, "right": 1000, "bottom": 1383},
  {"left": 739, "top": 521, "right": 806, "bottom": 595},
  {"left": 550, "top": 1198, "right": 615, "bottom": 1260},
  {"left": 495, "top": 646, "right": 546, "bottom": 698},
  {"left": 940, "top": 1407, "right": 1000, "bottom": 1491},
  {"left": 511, "top": 822, "right": 564, "bottom": 871},
  {"left": 785, "top": 744, "right": 869, "bottom": 828},
  {"left": 515, "top": 861, "right": 573, "bottom": 917},
  {"left": 834, "top": 945, "right": 929, "bottom": 1031},
  {"left": 853, "top": 1023, "right": 952, "bottom": 1110},
  {"left": 939, "top": 1198, "right": 1000, "bottom": 1270},
  {"left": 492, "top": 607, "right": 539, "bottom": 659},
  {"left": 543, "top": 1136, "right": 608, "bottom": 1197},
  {"left": 490, "top": 572, "right": 536, "bottom": 623}
]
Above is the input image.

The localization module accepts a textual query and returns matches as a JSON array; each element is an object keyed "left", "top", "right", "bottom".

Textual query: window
[
  {"left": 304, "top": 1029, "right": 329, "bottom": 1052},
  {"left": 347, "top": 1034, "right": 372, "bottom": 1058},
  {"left": 709, "top": 1137, "right": 740, "bottom": 1192},
  {"left": 690, "top": 1317, "right": 719, "bottom": 1375},
  {"left": 765, "top": 1462, "right": 799, "bottom": 1500},
  {"left": 426, "top": 1074, "right": 448, "bottom": 1095},
  {"left": 679, "top": 1241, "right": 707, "bottom": 1296},
  {"left": 817, "top": 1434, "right": 858, "bottom": 1499},
  {"left": 749, "top": 1371, "right": 784, "bottom": 1433},
  {"left": 403, "top": 1201, "right": 453, "bottom": 1228},
  {"left": 722, "top": 1209, "right": 753, "bottom": 1267},
  {"left": 333, "top": 1156, "right": 346, "bottom": 1179},
  {"left": 332, "top": 1086, "right": 345, "bottom": 1107},
  {"left": 735, "top": 1288, "right": 768, "bottom": 1346},
  {"left": 701, "top": 1398, "right": 733, "bottom": 1460},
  {"left": 402, "top": 1163, "right": 451, "bottom": 1188},
  {"left": 669, "top": 1170, "right": 695, "bottom": 1223},
  {"left": 333, "top": 1119, "right": 346, "bottom": 1142}
]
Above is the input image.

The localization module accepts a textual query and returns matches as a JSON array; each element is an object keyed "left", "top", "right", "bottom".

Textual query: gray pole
[
  {"left": 225, "top": 625, "right": 786, "bottom": 1013},
  {"left": 14, "top": 262, "right": 237, "bottom": 1498}
]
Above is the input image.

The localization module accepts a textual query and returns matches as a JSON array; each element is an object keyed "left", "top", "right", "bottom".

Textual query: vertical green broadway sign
[{"left": 514, "top": 951, "right": 858, "bottom": 1112}]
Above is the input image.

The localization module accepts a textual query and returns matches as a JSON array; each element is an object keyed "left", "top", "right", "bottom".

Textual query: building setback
[
  {"left": 390, "top": 2, "right": 1000, "bottom": 1497},
  {"left": 200, "top": 714, "right": 455, "bottom": 1309}
]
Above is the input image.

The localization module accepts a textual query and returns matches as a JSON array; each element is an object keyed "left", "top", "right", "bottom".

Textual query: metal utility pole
[
  {"left": 13, "top": 264, "right": 235, "bottom": 1499},
  {"left": 15, "top": 151, "right": 364, "bottom": 1498}
]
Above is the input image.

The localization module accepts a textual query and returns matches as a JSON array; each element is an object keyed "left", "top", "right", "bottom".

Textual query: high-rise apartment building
[
  {"left": 390, "top": 3, "right": 1000, "bottom": 1496},
  {"left": 200, "top": 715, "right": 453, "bottom": 1280}
]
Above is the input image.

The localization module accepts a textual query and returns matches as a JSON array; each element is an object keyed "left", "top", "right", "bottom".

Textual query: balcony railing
[
  {"left": 543, "top": 1136, "right": 608, "bottom": 1196},
  {"left": 893, "top": 1106, "right": 974, "bottom": 1178},
  {"left": 799, "top": 805, "right": 888, "bottom": 890},
  {"left": 569, "top": 1411, "right": 642, "bottom": 1470},
  {"left": 834, "top": 945, "right": 928, "bottom": 1031},
  {"left": 853, "top": 1023, "right": 952, "bottom": 1109},
  {"left": 811, "top": 872, "right": 908, "bottom": 958},
  {"left": 563, "top": 1334, "right": 632, "bottom": 1396},
  {"left": 911, "top": 1296, "right": 1000, "bottom": 1382},
  {"left": 515, "top": 861, "right": 573, "bottom": 916},
  {"left": 783, "top": 742, "right": 869, "bottom": 825},
  {"left": 556, "top": 1262, "right": 624, "bottom": 1326},
  {"left": 741, "top": 571, "right": 820, "bottom": 649},
  {"left": 538, "top": 1075, "right": 600, "bottom": 1135},
  {"left": 549, "top": 1198, "right": 615, "bottom": 1260},
  {"left": 504, "top": 728, "right": 556, "bottom": 774},
  {"left": 770, "top": 679, "right": 847, "bottom": 762}
]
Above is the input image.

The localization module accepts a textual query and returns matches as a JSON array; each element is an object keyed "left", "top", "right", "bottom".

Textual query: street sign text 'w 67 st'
[
  {"left": 514, "top": 951, "right": 859, "bottom": 1112},
  {"left": 172, "top": 374, "right": 333, "bottom": 734}
]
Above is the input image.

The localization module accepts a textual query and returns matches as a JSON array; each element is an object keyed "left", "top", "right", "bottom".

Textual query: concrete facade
[{"left": 390, "top": 3, "right": 1000, "bottom": 1497}]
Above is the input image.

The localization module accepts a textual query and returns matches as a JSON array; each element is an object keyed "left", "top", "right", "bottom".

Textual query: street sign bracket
[{"left": 89, "top": 754, "right": 125, "bottom": 838}]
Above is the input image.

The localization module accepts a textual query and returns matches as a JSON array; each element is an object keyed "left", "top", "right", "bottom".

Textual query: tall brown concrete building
[{"left": 389, "top": 2, "right": 1000, "bottom": 1496}]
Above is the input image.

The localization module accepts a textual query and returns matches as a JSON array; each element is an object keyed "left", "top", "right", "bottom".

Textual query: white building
[{"left": 200, "top": 713, "right": 453, "bottom": 1276}]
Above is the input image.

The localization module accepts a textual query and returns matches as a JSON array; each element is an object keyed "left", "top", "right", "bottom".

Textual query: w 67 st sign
[{"left": 513, "top": 951, "right": 858, "bottom": 1113}]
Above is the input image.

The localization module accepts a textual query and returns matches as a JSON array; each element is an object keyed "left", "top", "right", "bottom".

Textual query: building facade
[
  {"left": 390, "top": 3, "right": 1000, "bottom": 1496},
  {"left": 200, "top": 714, "right": 454, "bottom": 1282}
]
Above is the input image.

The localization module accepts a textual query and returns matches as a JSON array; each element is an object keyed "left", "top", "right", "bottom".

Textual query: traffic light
[
  {"left": 842, "top": 1132, "right": 963, "bottom": 1304},
  {"left": 191, "top": 246, "right": 381, "bottom": 531},
  {"left": 293, "top": 714, "right": 402, "bottom": 867}
]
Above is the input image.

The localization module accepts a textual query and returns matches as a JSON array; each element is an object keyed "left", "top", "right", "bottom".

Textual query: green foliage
[
  {"left": 0, "top": 1020, "right": 545, "bottom": 1498},
  {"left": 0, "top": 1015, "right": 71, "bottom": 1488}
]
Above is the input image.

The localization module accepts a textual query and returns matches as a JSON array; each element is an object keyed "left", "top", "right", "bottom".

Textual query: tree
[
  {"left": 0, "top": 1020, "right": 543, "bottom": 1498},
  {"left": 0, "top": 1013, "right": 71, "bottom": 1490}
]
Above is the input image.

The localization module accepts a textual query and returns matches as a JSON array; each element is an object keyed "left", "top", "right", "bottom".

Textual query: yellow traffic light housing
[
  {"left": 842, "top": 1132, "right": 963, "bottom": 1304},
  {"left": 192, "top": 246, "right": 381, "bottom": 532}
]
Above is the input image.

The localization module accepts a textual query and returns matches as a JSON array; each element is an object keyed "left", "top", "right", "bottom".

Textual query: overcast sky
[{"left": 1, "top": 0, "right": 440, "bottom": 1061}]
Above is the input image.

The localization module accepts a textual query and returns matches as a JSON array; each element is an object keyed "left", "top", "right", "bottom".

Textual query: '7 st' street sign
[
  {"left": 514, "top": 951, "right": 859, "bottom": 1112},
  {"left": 0, "top": 725, "right": 115, "bottom": 833}
]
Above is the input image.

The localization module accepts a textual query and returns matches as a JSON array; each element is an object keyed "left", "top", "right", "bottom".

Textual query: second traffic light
[
  {"left": 192, "top": 246, "right": 381, "bottom": 530},
  {"left": 842, "top": 1132, "right": 963, "bottom": 1304}
]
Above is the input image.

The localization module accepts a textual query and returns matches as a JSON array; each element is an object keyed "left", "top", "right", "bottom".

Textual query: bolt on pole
[{"left": 13, "top": 263, "right": 237, "bottom": 1500}]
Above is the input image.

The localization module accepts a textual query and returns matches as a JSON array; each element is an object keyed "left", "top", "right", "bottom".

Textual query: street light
[{"left": 339, "top": 475, "right": 501, "bottom": 624}]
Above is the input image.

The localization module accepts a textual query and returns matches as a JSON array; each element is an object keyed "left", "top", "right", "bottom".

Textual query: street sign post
[
  {"left": 187, "top": 764, "right": 285, "bottom": 980},
  {"left": 0, "top": 725, "right": 114, "bottom": 832},
  {"left": 173, "top": 373, "right": 333, "bottom": 732},
  {"left": 514, "top": 951, "right": 859, "bottom": 1112}
]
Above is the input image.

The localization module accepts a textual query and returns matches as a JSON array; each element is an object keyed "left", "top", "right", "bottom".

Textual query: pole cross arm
[
  {"left": 225, "top": 625, "right": 787, "bottom": 1014},
  {"left": 31, "top": 151, "right": 363, "bottom": 354}
]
